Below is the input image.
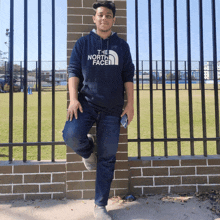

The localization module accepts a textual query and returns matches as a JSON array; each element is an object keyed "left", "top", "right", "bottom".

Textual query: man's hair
[{"left": 93, "top": 1, "right": 116, "bottom": 17}]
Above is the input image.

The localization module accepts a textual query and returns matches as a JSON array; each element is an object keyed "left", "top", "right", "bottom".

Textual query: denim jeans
[{"left": 62, "top": 102, "right": 120, "bottom": 206}]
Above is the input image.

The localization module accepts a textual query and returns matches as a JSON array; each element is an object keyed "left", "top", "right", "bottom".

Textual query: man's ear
[
  {"left": 93, "top": 15, "right": 96, "bottom": 24},
  {"left": 113, "top": 17, "right": 116, "bottom": 25}
]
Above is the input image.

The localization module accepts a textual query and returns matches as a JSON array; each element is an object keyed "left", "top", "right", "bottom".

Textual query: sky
[{"left": 0, "top": 0, "right": 220, "bottom": 70}]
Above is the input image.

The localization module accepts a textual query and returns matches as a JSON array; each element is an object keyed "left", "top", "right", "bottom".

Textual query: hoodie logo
[{"left": 87, "top": 50, "right": 119, "bottom": 66}]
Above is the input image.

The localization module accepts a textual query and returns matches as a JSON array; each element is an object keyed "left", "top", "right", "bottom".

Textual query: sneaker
[
  {"left": 94, "top": 205, "right": 112, "bottom": 220},
  {"left": 82, "top": 134, "right": 97, "bottom": 171}
]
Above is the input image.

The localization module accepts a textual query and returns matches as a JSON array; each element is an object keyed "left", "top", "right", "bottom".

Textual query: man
[{"left": 63, "top": 1, "right": 134, "bottom": 219}]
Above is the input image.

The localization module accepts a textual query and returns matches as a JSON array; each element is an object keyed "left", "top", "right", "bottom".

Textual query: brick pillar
[{"left": 66, "top": 0, "right": 128, "bottom": 199}]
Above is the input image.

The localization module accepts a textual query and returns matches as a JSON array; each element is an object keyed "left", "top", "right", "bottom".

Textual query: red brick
[
  {"left": 40, "top": 164, "right": 66, "bottom": 173},
  {"left": 117, "top": 143, "right": 127, "bottom": 152},
  {"left": 0, "top": 166, "right": 12, "bottom": 174},
  {"left": 67, "top": 172, "right": 82, "bottom": 181},
  {"left": 143, "top": 187, "right": 168, "bottom": 195},
  {"left": 41, "top": 184, "right": 65, "bottom": 193},
  {"left": 209, "top": 176, "right": 220, "bottom": 184},
  {"left": 115, "top": 17, "right": 127, "bottom": 26},
  {"left": 130, "top": 187, "right": 142, "bottom": 195},
  {"left": 0, "top": 175, "right": 22, "bottom": 184},
  {"left": 68, "top": 0, "right": 82, "bottom": 7},
  {"left": 115, "top": 161, "right": 128, "bottom": 170},
  {"left": 143, "top": 168, "right": 168, "bottom": 176},
  {"left": 120, "top": 126, "right": 127, "bottom": 134},
  {"left": 198, "top": 185, "right": 220, "bottom": 192},
  {"left": 66, "top": 191, "right": 82, "bottom": 199},
  {"left": 114, "top": 189, "right": 128, "bottom": 196},
  {"left": 0, "top": 186, "right": 12, "bottom": 193},
  {"left": 14, "top": 165, "right": 39, "bottom": 173},
  {"left": 197, "top": 166, "right": 220, "bottom": 175},
  {"left": 129, "top": 159, "right": 151, "bottom": 168},
  {"left": 115, "top": 1, "right": 127, "bottom": 9},
  {"left": 83, "top": 172, "right": 96, "bottom": 180},
  {"left": 115, "top": 170, "right": 129, "bottom": 179},
  {"left": 170, "top": 167, "right": 195, "bottom": 176},
  {"left": 53, "top": 193, "right": 66, "bottom": 200},
  {"left": 83, "top": 0, "right": 95, "bottom": 7},
  {"left": 208, "top": 159, "right": 220, "bottom": 165},
  {"left": 83, "top": 190, "right": 95, "bottom": 199},
  {"left": 24, "top": 174, "right": 51, "bottom": 183},
  {"left": 67, "top": 181, "right": 95, "bottom": 190},
  {"left": 67, "top": 33, "right": 82, "bottom": 41},
  {"left": 67, "top": 42, "right": 76, "bottom": 51},
  {"left": 130, "top": 177, "right": 153, "bottom": 186},
  {"left": 68, "top": 8, "right": 94, "bottom": 16},
  {"left": 67, "top": 162, "right": 86, "bottom": 171},
  {"left": 52, "top": 173, "right": 66, "bottom": 183},
  {"left": 181, "top": 159, "right": 206, "bottom": 166},
  {"left": 170, "top": 186, "right": 196, "bottom": 194},
  {"left": 155, "top": 177, "right": 181, "bottom": 185},
  {"left": 198, "top": 185, "right": 220, "bottom": 193},
  {"left": 130, "top": 169, "right": 141, "bottom": 177},
  {"left": 13, "top": 185, "right": 39, "bottom": 193},
  {"left": 67, "top": 153, "right": 82, "bottom": 162},
  {"left": 119, "top": 134, "right": 127, "bottom": 142},
  {"left": 83, "top": 15, "right": 95, "bottom": 25},
  {"left": 116, "top": 152, "right": 128, "bottom": 161},
  {"left": 0, "top": 194, "right": 23, "bottom": 201},
  {"left": 68, "top": 15, "right": 82, "bottom": 24},
  {"left": 111, "top": 179, "right": 128, "bottom": 188},
  {"left": 153, "top": 160, "right": 179, "bottom": 167},
  {"left": 109, "top": 189, "right": 114, "bottom": 198},
  {"left": 25, "top": 194, "right": 51, "bottom": 200},
  {"left": 182, "top": 176, "right": 207, "bottom": 184}
]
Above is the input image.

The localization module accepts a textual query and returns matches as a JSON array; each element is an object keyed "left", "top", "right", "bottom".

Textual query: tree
[{"left": 166, "top": 72, "right": 175, "bottom": 80}]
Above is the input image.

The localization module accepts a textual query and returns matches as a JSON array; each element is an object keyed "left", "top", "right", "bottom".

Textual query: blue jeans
[{"left": 62, "top": 102, "right": 120, "bottom": 206}]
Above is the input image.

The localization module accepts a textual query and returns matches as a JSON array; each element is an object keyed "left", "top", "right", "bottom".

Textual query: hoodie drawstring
[
  {"left": 99, "top": 35, "right": 110, "bottom": 61},
  {"left": 107, "top": 39, "right": 109, "bottom": 59}
]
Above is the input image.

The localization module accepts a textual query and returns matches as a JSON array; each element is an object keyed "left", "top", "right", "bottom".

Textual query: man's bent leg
[
  {"left": 95, "top": 114, "right": 120, "bottom": 206},
  {"left": 62, "top": 107, "right": 96, "bottom": 159}
]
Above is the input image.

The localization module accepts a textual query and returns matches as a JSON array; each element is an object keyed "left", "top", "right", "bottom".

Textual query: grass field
[{"left": 0, "top": 84, "right": 219, "bottom": 160}]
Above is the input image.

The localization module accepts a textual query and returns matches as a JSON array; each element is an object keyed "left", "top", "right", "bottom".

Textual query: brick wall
[
  {"left": 0, "top": 161, "right": 66, "bottom": 201},
  {"left": 66, "top": 0, "right": 128, "bottom": 199},
  {"left": 129, "top": 156, "right": 220, "bottom": 196}
]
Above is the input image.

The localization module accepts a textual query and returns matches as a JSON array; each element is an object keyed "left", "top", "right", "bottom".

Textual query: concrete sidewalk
[{"left": 0, "top": 194, "right": 220, "bottom": 220}]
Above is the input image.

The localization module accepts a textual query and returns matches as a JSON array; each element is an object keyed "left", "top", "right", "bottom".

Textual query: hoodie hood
[{"left": 91, "top": 29, "right": 117, "bottom": 57}]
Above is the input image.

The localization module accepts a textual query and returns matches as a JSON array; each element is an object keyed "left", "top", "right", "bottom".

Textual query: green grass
[
  {"left": 129, "top": 84, "right": 219, "bottom": 157},
  {"left": 0, "top": 90, "right": 67, "bottom": 161},
  {"left": 0, "top": 84, "right": 219, "bottom": 160}
]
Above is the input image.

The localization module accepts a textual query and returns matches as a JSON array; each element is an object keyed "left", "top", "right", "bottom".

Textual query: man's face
[{"left": 93, "top": 7, "right": 116, "bottom": 33}]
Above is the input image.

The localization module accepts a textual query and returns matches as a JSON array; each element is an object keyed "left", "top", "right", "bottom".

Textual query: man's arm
[
  {"left": 121, "top": 82, "right": 134, "bottom": 126},
  {"left": 66, "top": 77, "right": 83, "bottom": 121}
]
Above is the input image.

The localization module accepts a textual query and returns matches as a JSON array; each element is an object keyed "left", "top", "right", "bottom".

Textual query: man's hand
[
  {"left": 121, "top": 103, "right": 134, "bottom": 126},
  {"left": 66, "top": 100, "right": 83, "bottom": 121}
]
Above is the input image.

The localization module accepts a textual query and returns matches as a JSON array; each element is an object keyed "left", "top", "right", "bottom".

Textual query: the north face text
[{"left": 87, "top": 50, "right": 119, "bottom": 66}]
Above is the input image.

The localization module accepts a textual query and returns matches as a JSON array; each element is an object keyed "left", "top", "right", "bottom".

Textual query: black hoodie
[{"left": 68, "top": 30, "right": 134, "bottom": 116}]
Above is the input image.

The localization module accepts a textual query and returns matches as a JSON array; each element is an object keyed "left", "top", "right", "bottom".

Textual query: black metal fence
[
  {"left": 128, "top": 0, "right": 220, "bottom": 159},
  {"left": 1, "top": 0, "right": 220, "bottom": 162},
  {"left": 0, "top": 0, "right": 65, "bottom": 163}
]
